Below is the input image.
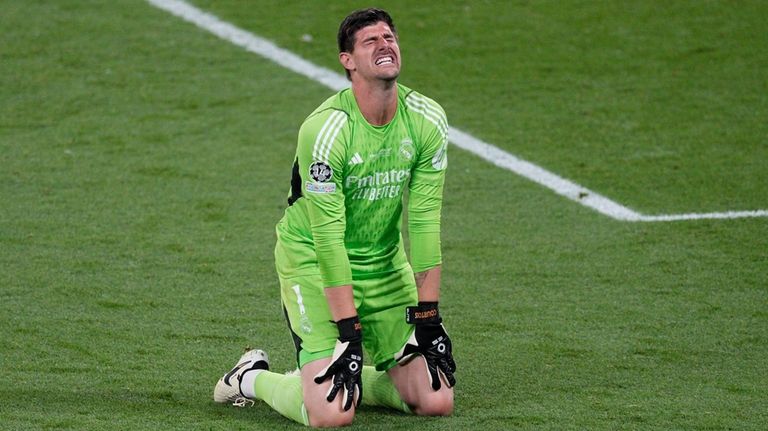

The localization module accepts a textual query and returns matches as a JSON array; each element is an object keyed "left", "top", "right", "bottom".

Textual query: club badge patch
[
  {"left": 309, "top": 161, "right": 333, "bottom": 182},
  {"left": 399, "top": 138, "right": 414, "bottom": 161}
]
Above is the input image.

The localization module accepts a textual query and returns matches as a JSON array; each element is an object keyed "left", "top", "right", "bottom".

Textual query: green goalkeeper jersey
[{"left": 275, "top": 83, "right": 448, "bottom": 287}]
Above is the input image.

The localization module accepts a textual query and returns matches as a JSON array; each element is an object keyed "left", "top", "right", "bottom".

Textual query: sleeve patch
[
  {"left": 309, "top": 161, "right": 333, "bottom": 182},
  {"left": 306, "top": 181, "right": 337, "bottom": 194}
]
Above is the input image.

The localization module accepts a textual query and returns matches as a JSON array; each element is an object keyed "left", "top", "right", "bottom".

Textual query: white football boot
[{"left": 213, "top": 349, "right": 269, "bottom": 406}]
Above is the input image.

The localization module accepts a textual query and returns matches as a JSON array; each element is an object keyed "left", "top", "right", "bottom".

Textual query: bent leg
[
  {"left": 301, "top": 358, "right": 357, "bottom": 427},
  {"left": 249, "top": 370, "right": 308, "bottom": 425},
  {"left": 361, "top": 365, "right": 411, "bottom": 413},
  {"left": 388, "top": 357, "right": 454, "bottom": 416}
]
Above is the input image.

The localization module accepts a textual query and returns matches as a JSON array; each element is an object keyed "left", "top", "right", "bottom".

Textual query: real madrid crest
[{"left": 399, "top": 137, "right": 414, "bottom": 161}]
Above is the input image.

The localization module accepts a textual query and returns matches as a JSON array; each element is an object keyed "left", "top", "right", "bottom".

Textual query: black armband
[
  {"left": 405, "top": 301, "right": 442, "bottom": 324},
  {"left": 335, "top": 316, "right": 362, "bottom": 342}
]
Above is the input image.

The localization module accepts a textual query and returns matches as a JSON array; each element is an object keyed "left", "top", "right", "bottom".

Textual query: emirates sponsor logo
[{"left": 345, "top": 169, "right": 410, "bottom": 201}]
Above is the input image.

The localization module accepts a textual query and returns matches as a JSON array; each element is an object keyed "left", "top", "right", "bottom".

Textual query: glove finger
[
  {"left": 438, "top": 364, "right": 456, "bottom": 388},
  {"left": 423, "top": 356, "right": 442, "bottom": 391},
  {"left": 325, "top": 377, "right": 343, "bottom": 403},
  {"left": 354, "top": 381, "right": 362, "bottom": 408},
  {"left": 445, "top": 353, "right": 457, "bottom": 373},
  {"left": 438, "top": 355, "right": 456, "bottom": 380},
  {"left": 342, "top": 383, "right": 354, "bottom": 411},
  {"left": 313, "top": 364, "right": 334, "bottom": 384}
]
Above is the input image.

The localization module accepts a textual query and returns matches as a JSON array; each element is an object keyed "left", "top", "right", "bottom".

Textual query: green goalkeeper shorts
[{"left": 278, "top": 266, "right": 418, "bottom": 371}]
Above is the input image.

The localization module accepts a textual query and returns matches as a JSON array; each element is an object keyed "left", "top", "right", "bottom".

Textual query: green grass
[
  {"left": 1, "top": 0, "right": 767, "bottom": 430},
  {"left": 191, "top": 0, "right": 768, "bottom": 214}
]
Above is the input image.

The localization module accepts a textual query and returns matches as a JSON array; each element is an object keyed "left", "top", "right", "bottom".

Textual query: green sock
[
  {"left": 361, "top": 365, "right": 411, "bottom": 413},
  {"left": 252, "top": 371, "right": 309, "bottom": 426}
]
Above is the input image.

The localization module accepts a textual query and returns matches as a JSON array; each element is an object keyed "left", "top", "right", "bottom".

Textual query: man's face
[{"left": 341, "top": 21, "right": 401, "bottom": 82}]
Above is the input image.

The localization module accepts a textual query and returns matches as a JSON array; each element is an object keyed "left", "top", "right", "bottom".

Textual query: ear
[{"left": 339, "top": 52, "right": 355, "bottom": 74}]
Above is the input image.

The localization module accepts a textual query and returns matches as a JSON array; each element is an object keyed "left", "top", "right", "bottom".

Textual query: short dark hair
[{"left": 337, "top": 8, "right": 397, "bottom": 78}]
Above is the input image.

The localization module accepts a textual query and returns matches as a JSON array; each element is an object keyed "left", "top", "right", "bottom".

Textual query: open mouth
[{"left": 375, "top": 56, "right": 394, "bottom": 66}]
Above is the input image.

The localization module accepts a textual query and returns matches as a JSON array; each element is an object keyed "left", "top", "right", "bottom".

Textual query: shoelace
[
  {"left": 228, "top": 363, "right": 293, "bottom": 408},
  {"left": 233, "top": 397, "right": 255, "bottom": 408}
]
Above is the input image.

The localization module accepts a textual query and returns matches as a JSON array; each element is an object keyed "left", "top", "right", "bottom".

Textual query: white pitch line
[
  {"left": 638, "top": 210, "right": 768, "bottom": 222},
  {"left": 446, "top": 128, "right": 643, "bottom": 221},
  {"left": 147, "top": 0, "right": 768, "bottom": 223}
]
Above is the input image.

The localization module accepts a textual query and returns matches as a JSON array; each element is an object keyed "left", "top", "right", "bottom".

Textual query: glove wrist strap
[
  {"left": 406, "top": 301, "right": 442, "bottom": 324},
  {"left": 335, "top": 316, "right": 362, "bottom": 342}
]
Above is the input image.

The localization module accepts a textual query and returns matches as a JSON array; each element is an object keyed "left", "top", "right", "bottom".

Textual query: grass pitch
[{"left": 1, "top": 1, "right": 766, "bottom": 430}]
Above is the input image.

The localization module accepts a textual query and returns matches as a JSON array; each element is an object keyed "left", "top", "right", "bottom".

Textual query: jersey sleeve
[
  {"left": 296, "top": 109, "right": 352, "bottom": 287},
  {"left": 406, "top": 93, "right": 448, "bottom": 273}
]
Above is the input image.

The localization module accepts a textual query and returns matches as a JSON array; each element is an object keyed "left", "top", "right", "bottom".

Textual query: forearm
[
  {"left": 323, "top": 284, "right": 357, "bottom": 321},
  {"left": 397, "top": 267, "right": 456, "bottom": 391},
  {"left": 414, "top": 265, "right": 441, "bottom": 302}
]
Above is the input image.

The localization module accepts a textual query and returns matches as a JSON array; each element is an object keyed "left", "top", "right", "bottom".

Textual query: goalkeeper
[{"left": 214, "top": 7, "right": 456, "bottom": 427}]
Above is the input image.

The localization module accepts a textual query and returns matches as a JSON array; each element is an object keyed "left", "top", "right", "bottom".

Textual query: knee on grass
[
  {"left": 410, "top": 388, "right": 454, "bottom": 417},
  {"left": 306, "top": 405, "right": 355, "bottom": 428}
]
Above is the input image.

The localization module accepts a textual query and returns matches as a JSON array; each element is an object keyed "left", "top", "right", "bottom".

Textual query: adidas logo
[{"left": 348, "top": 152, "right": 364, "bottom": 165}]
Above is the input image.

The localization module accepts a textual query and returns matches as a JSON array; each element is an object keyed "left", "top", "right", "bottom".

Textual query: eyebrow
[{"left": 362, "top": 31, "right": 395, "bottom": 43}]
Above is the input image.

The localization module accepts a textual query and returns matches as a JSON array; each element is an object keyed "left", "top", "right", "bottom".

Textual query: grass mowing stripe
[{"left": 147, "top": 0, "right": 768, "bottom": 222}]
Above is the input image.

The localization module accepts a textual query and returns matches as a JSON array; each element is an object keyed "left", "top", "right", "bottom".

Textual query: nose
[{"left": 376, "top": 36, "right": 391, "bottom": 49}]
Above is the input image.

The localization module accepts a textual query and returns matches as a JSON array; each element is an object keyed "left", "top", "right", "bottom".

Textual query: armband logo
[{"left": 309, "top": 161, "right": 333, "bottom": 182}]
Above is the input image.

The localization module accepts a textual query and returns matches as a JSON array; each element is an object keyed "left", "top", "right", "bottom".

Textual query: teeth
[{"left": 376, "top": 56, "right": 393, "bottom": 65}]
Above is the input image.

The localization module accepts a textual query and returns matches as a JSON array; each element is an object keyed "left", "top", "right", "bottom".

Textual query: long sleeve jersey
[{"left": 275, "top": 83, "right": 448, "bottom": 287}]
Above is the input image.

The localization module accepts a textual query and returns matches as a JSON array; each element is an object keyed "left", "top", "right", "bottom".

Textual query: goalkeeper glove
[
  {"left": 394, "top": 302, "right": 456, "bottom": 390},
  {"left": 313, "top": 316, "right": 363, "bottom": 411}
]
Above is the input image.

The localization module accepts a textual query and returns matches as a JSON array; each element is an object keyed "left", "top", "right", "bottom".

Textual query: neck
[{"left": 351, "top": 79, "right": 398, "bottom": 126}]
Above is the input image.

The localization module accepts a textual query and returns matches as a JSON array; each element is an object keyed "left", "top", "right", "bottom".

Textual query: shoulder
[
  {"left": 400, "top": 84, "right": 448, "bottom": 138},
  {"left": 299, "top": 91, "right": 352, "bottom": 142},
  {"left": 301, "top": 90, "right": 353, "bottom": 132},
  {"left": 400, "top": 84, "right": 445, "bottom": 113},
  {"left": 298, "top": 90, "right": 353, "bottom": 162}
]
